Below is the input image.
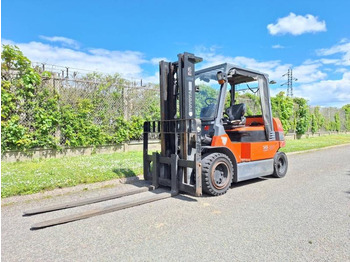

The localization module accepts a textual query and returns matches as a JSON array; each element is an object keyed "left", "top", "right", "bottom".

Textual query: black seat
[{"left": 225, "top": 103, "right": 246, "bottom": 125}]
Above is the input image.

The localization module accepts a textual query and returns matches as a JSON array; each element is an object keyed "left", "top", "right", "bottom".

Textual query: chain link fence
[
  {"left": 31, "top": 62, "right": 160, "bottom": 122},
  {"left": 317, "top": 106, "right": 347, "bottom": 130},
  {"left": 45, "top": 76, "right": 159, "bottom": 120},
  {"left": 5, "top": 63, "right": 160, "bottom": 149}
]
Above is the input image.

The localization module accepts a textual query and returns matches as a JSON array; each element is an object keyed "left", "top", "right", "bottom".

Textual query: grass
[
  {"left": 1, "top": 151, "right": 143, "bottom": 198},
  {"left": 280, "top": 134, "right": 350, "bottom": 153},
  {"left": 1, "top": 133, "right": 350, "bottom": 198}
]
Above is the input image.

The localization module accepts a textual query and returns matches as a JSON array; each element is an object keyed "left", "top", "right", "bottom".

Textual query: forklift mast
[
  {"left": 143, "top": 52, "right": 204, "bottom": 196},
  {"left": 158, "top": 53, "right": 202, "bottom": 156}
]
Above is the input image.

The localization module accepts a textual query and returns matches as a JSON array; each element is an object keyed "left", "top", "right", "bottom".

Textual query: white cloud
[
  {"left": 194, "top": 46, "right": 350, "bottom": 106},
  {"left": 142, "top": 72, "right": 160, "bottom": 84},
  {"left": 335, "top": 68, "right": 348, "bottom": 73},
  {"left": 195, "top": 46, "right": 283, "bottom": 74},
  {"left": 293, "top": 63, "right": 327, "bottom": 83},
  {"left": 195, "top": 46, "right": 326, "bottom": 84},
  {"left": 316, "top": 40, "right": 350, "bottom": 66},
  {"left": 323, "top": 68, "right": 333, "bottom": 72},
  {"left": 339, "top": 38, "right": 349, "bottom": 44},
  {"left": 3, "top": 38, "right": 349, "bottom": 107},
  {"left": 2, "top": 39, "right": 149, "bottom": 79},
  {"left": 272, "top": 44, "right": 285, "bottom": 49},
  {"left": 150, "top": 57, "right": 168, "bottom": 65},
  {"left": 39, "top": 35, "right": 80, "bottom": 49},
  {"left": 267, "top": 13, "right": 326, "bottom": 36},
  {"left": 294, "top": 72, "right": 350, "bottom": 106},
  {"left": 319, "top": 58, "right": 341, "bottom": 65}
]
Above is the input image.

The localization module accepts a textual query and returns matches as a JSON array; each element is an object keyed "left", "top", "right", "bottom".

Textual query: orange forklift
[
  {"left": 25, "top": 52, "right": 288, "bottom": 229},
  {"left": 143, "top": 52, "right": 288, "bottom": 196}
]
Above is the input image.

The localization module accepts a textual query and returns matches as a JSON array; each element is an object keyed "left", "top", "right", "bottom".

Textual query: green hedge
[{"left": 1, "top": 45, "right": 154, "bottom": 152}]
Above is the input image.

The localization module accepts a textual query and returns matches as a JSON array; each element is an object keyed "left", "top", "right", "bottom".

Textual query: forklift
[
  {"left": 25, "top": 52, "right": 288, "bottom": 229},
  {"left": 144, "top": 52, "right": 288, "bottom": 196}
]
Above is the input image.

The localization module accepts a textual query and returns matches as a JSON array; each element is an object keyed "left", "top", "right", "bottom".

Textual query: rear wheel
[
  {"left": 272, "top": 152, "right": 288, "bottom": 178},
  {"left": 202, "top": 153, "right": 233, "bottom": 196}
]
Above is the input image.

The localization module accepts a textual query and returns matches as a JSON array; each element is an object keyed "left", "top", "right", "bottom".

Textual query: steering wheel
[{"left": 205, "top": 97, "right": 217, "bottom": 106}]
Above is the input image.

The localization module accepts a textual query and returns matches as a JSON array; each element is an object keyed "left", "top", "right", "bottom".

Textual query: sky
[{"left": 2, "top": 0, "right": 350, "bottom": 107}]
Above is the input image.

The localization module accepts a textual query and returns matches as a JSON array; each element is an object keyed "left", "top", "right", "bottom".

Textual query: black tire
[
  {"left": 202, "top": 153, "right": 233, "bottom": 196},
  {"left": 272, "top": 152, "right": 288, "bottom": 178}
]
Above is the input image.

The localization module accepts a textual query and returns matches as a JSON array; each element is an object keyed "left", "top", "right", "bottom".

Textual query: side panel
[
  {"left": 236, "top": 159, "right": 274, "bottom": 182},
  {"left": 273, "top": 117, "right": 286, "bottom": 148},
  {"left": 222, "top": 117, "right": 285, "bottom": 162},
  {"left": 212, "top": 134, "right": 280, "bottom": 162},
  {"left": 211, "top": 134, "right": 242, "bottom": 163},
  {"left": 245, "top": 116, "right": 264, "bottom": 126},
  {"left": 211, "top": 134, "right": 280, "bottom": 163},
  {"left": 243, "top": 141, "right": 280, "bottom": 161}
]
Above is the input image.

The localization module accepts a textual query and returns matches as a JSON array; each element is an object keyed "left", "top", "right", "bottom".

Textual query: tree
[
  {"left": 342, "top": 104, "right": 350, "bottom": 131},
  {"left": 310, "top": 114, "right": 318, "bottom": 134},
  {"left": 271, "top": 92, "right": 294, "bottom": 133},
  {"left": 310, "top": 106, "right": 325, "bottom": 134},
  {"left": 334, "top": 112, "right": 341, "bottom": 132},
  {"left": 293, "top": 97, "right": 309, "bottom": 135},
  {"left": 313, "top": 106, "right": 325, "bottom": 131}
]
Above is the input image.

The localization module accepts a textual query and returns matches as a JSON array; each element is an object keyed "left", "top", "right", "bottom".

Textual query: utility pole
[{"left": 281, "top": 68, "right": 297, "bottom": 97}]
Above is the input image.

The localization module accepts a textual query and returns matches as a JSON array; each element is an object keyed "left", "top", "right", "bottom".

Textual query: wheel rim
[
  {"left": 277, "top": 156, "right": 286, "bottom": 174},
  {"left": 211, "top": 162, "right": 229, "bottom": 189}
]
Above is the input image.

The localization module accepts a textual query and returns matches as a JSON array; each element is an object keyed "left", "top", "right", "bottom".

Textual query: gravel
[{"left": 2, "top": 145, "right": 350, "bottom": 261}]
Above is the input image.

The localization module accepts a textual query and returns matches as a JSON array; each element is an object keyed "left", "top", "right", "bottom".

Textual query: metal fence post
[{"left": 123, "top": 86, "right": 128, "bottom": 120}]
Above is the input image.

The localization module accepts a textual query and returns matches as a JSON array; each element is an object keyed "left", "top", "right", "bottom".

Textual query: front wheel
[
  {"left": 272, "top": 152, "right": 288, "bottom": 178},
  {"left": 202, "top": 153, "right": 233, "bottom": 196}
]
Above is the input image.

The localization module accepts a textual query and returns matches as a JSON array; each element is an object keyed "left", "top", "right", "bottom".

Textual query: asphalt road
[{"left": 2, "top": 145, "right": 350, "bottom": 261}]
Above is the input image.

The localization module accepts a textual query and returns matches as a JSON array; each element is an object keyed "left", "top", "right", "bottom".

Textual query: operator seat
[{"left": 225, "top": 103, "right": 246, "bottom": 125}]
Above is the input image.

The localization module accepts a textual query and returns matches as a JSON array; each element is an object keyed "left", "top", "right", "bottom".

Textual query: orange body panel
[
  {"left": 273, "top": 117, "right": 284, "bottom": 132},
  {"left": 211, "top": 116, "right": 285, "bottom": 162},
  {"left": 211, "top": 134, "right": 242, "bottom": 162},
  {"left": 225, "top": 125, "right": 265, "bottom": 133},
  {"left": 245, "top": 117, "right": 264, "bottom": 126},
  {"left": 272, "top": 118, "right": 286, "bottom": 148},
  {"left": 242, "top": 141, "right": 280, "bottom": 161}
]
